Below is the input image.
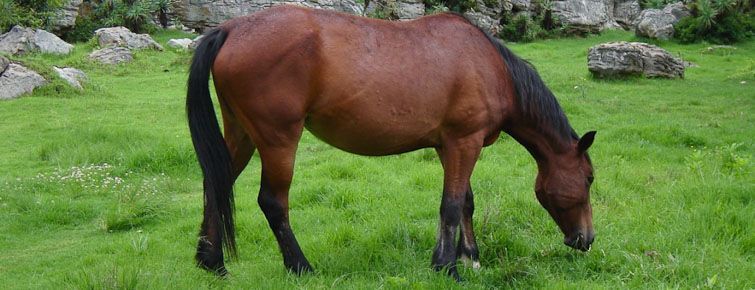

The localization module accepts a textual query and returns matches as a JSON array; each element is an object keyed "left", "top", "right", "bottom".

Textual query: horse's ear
[{"left": 578, "top": 131, "right": 596, "bottom": 153}]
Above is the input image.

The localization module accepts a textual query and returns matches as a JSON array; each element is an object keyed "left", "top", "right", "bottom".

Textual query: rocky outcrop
[
  {"left": 553, "top": 0, "right": 620, "bottom": 33},
  {"left": 0, "top": 26, "right": 74, "bottom": 55},
  {"left": 54, "top": 67, "right": 87, "bottom": 89},
  {"left": 167, "top": 38, "right": 193, "bottom": 49},
  {"left": 511, "top": 0, "right": 530, "bottom": 11},
  {"left": 95, "top": 27, "right": 164, "bottom": 50},
  {"left": 613, "top": 0, "right": 641, "bottom": 28},
  {"left": 0, "top": 62, "right": 47, "bottom": 100},
  {"left": 173, "top": 1, "right": 363, "bottom": 31},
  {"left": 588, "top": 42, "right": 685, "bottom": 78},
  {"left": 464, "top": 11, "right": 502, "bottom": 35},
  {"left": 0, "top": 56, "right": 8, "bottom": 75},
  {"left": 633, "top": 2, "right": 690, "bottom": 40},
  {"left": 367, "top": 0, "right": 425, "bottom": 20},
  {"left": 465, "top": 0, "right": 506, "bottom": 34},
  {"left": 50, "top": 0, "right": 83, "bottom": 31},
  {"left": 89, "top": 47, "right": 134, "bottom": 65}
]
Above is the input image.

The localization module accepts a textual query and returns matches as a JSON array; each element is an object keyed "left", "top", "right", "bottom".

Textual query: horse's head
[{"left": 535, "top": 131, "right": 596, "bottom": 252}]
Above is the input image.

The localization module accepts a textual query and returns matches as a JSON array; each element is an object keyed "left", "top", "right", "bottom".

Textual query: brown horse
[{"left": 187, "top": 5, "right": 596, "bottom": 280}]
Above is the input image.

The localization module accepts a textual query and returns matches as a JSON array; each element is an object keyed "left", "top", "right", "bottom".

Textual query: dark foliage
[{"left": 674, "top": 0, "right": 753, "bottom": 44}]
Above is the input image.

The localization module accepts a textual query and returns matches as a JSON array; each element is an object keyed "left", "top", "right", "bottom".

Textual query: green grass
[{"left": 1, "top": 29, "right": 753, "bottom": 289}]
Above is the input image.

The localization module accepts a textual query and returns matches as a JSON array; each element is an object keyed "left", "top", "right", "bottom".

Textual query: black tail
[{"left": 186, "top": 28, "right": 236, "bottom": 258}]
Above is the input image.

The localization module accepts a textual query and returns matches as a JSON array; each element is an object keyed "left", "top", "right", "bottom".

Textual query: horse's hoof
[
  {"left": 288, "top": 262, "right": 314, "bottom": 275},
  {"left": 196, "top": 251, "right": 227, "bottom": 276},
  {"left": 459, "top": 254, "right": 481, "bottom": 270}
]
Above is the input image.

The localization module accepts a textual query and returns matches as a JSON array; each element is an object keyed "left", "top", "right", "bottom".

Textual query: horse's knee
[
  {"left": 440, "top": 194, "right": 464, "bottom": 225},
  {"left": 258, "top": 192, "right": 286, "bottom": 224}
]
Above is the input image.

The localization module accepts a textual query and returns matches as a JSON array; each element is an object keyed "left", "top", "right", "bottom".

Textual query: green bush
[
  {"left": 500, "top": 13, "right": 543, "bottom": 42},
  {"left": 499, "top": 0, "right": 565, "bottom": 42},
  {"left": 674, "top": 0, "right": 754, "bottom": 44},
  {"left": 62, "top": 0, "right": 170, "bottom": 42},
  {"left": 0, "top": 0, "right": 64, "bottom": 32}
]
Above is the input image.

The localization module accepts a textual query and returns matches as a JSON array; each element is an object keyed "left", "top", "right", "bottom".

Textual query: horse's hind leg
[
  {"left": 221, "top": 100, "right": 256, "bottom": 182},
  {"left": 432, "top": 137, "right": 483, "bottom": 281},
  {"left": 254, "top": 122, "right": 313, "bottom": 274},
  {"left": 195, "top": 99, "right": 255, "bottom": 274}
]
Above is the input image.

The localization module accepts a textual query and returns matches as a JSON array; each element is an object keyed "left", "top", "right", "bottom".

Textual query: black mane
[
  {"left": 450, "top": 13, "right": 578, "bottom": 144},
  {"left": 486, "top": 35, "right": 578, "bottom": 143}
]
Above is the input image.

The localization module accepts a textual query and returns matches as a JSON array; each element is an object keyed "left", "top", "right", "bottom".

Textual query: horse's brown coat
[{"left": 187, "top": 5, "right": 595, "bottom": 280}]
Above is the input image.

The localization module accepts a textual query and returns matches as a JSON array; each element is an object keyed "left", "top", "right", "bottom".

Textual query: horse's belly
[{"left": 303, "top": 110, "right": 440, "bottom": 156}]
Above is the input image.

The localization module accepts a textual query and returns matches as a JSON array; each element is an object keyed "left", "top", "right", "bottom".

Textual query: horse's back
[{"left": 212, "top": 6, "right": 510, "bottom": 155}]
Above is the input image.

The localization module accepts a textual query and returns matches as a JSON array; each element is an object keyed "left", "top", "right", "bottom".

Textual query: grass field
[{"left": 0, "top": 29, "right": 753, "bottom": 289}]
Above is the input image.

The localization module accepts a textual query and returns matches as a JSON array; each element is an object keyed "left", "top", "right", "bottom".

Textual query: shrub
[
  {"left": 500, "top": 13, "right": 543, "bottom": 42},
  {"left": 0, "top": 0, "right": 64, "bottom": 32},
  {"left": 498, "top": 0, "right": 565, "bottom": 42},
  {"left": 61, "top": 0, "right": 171, "bottom": 42},
  {"left": 674, "top": 0, "right": 754, "bottom": 44}
]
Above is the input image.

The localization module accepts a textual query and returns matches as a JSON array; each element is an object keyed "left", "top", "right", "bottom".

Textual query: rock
[
  {"left": 367, "top": 0, "right": 425, "bottom": 20},
  {"left": 0, "top": 63, "right": 46, "bottom": 100},
  {"left": 50, "top": 0, "right": 83, "bottom": 31},
  {"left": 464, "top": 11, "right": 502, "bottom": 35},
  {"left": 613, "top": 0, "right": 640, "bottom": 28},
  {"left": 167, "top": 38, "right": 194, "bottom": 49},
  {"left": 588, "top": 42, "right": 685, "bottom": 78},
  {"left": 470, "top": 0, "right": 506, "bottom": 18},
  {"left": 552, "top": 0, "right": 621, "bottom": 33},
  {"left": 0, "top": 26, "right": 74, "bottom": 55},
  {"left": 0, "top": 56, "right": 8, "bottom": 75},
  {"left": 95, "top": 27, "right": 164, "bottom": 50},
  {"left": 89, "top": 47, "right": 134, "bottom": 65},
  {"left": 511, "top": 0, "right": 530, "bottom": 11},
  {"left": 173, "top": 1, "right": 364, "bottom": 31},
  {"left": 704, "top": 45, "right": 737, "bottom": 54},
  {"left": 394, "top": 0, "right": 425, "bottom": 19},
  {"left": 53, "top": 66, "right": 87, "bottom": 89},
  {"left": 633, "top": 2, "right": 690, "bottom": 40},
  {"left": 189, "top": 35, "right": 204, "bottom": 50}
]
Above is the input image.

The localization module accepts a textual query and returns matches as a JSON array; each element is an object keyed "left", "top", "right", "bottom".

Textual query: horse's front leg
[
  {"left": 432, "top": 137, "right": 483, "bottom": 281},
  {"left": 457, "top": 186, "right": 481, "bottom": 269}
]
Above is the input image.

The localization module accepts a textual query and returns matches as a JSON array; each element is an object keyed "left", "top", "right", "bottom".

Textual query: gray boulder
[
  {"left": 394, "top": 0, "right": 425, "bottom": 19},
  {"left": 588, "top": 41, "right": 685, "bottom": 78},
  {"left": 634, "top": 2, "right": 690, "bottom": 40},
  {"left": 50, "top": 0, "right": 83, "bottom": 31},
  {"left": 552, "top": 0, "right": 621, "bottom": 33},
  {"left": 464, "top": 11, "right": 502, "bottom": 35},
  {"left": 167, "top": 38, "right": 194, "bottom": 49},
  {"left": 173, "top": 1, "right": 364, "bottom": 31},
  {"left": 54, "top": 66, "right": 87, "bottom": 89},
  {"left": 0, "top": 56, "right": 8, "bottom": 75},
  {"left": 0, "top": 26, "right": 74, "bottom": 55},
  {"left": 89, "top": 47, "right": 134, "bottom": 65},
  {"left": 613, "top": 0, "right": 641, "bottom": 28},
  {"left": 189, "top": 35, "right": 204, "bottom": 50},
  {"left": 511, "top": 0, "right": 530, "bottom": 11},
  {"left": 0, "top": 63, "right": 47, "bottom": 100},
  {"left": 95, "top": 27, "right": 164, "bottom": 50}
]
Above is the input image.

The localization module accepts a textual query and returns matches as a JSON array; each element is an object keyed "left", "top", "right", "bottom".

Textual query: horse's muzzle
[{"left": 564, "top": 230, "right": 594, "bottom": 252}]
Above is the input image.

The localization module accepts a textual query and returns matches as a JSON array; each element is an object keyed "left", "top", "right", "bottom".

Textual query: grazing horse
[{"left": 187, "top": 5, "right": 596, "bottom": 280}]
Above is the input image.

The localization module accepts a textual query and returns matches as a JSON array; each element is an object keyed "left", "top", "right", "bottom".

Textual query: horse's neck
[{"left": 503, "top": 121, "right": 571, "bottom": 167}]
